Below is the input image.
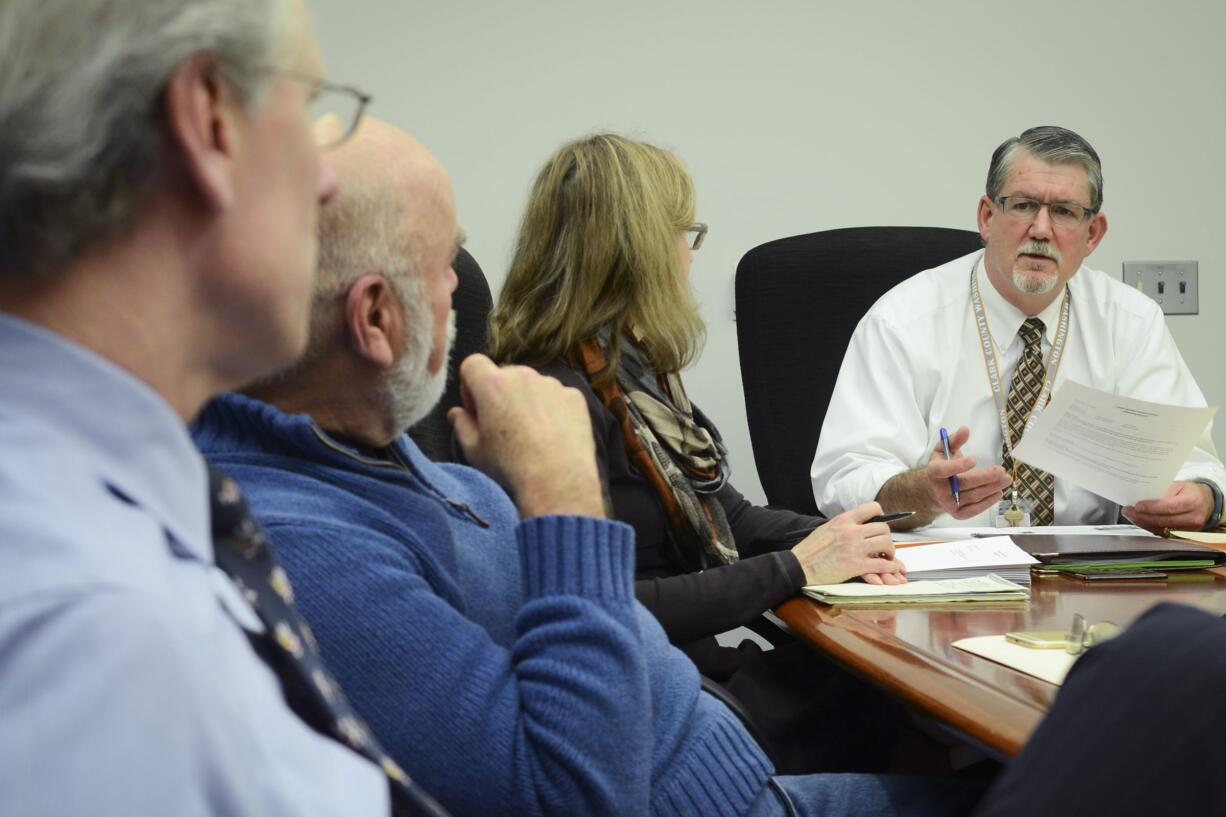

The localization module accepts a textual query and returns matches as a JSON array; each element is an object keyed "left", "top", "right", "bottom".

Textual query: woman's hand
[{"left": 790, "top": 502, "right": 907, "bottom": 586}]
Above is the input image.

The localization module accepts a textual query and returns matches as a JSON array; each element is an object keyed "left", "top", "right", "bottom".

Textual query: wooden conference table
[{"left": 774, "top": 561, "right": 1226, "bottom": 758}]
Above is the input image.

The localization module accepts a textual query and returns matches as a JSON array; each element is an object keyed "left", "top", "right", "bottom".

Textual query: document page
[
  {"left": 893, "top": 525, "right": 1155, "bottom": 543},
  {"left": 1013, "top": 381, "right": 1217, "bottom": 506},
  {"left": 896, "top": 537, "right": 1036, "bottom": 575}
]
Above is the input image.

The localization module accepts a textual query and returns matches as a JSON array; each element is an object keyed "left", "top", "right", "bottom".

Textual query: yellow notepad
[
  {"left": 953, "top": 635, "right": 1077, "bottom": 685},
  {"left": 1169, "top": 530, "right": 1226, "bottom": 548},
  {"left": 803, "top": 574, "right": 1029, "bottom": 606}
]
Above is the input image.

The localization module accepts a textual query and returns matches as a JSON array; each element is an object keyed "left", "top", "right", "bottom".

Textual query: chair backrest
[
  {"left": 734, "top": 226, "right": 983, "bottom": 515},
  {"left": 408, "top": 246, "right": 492, "bottom": 462}
]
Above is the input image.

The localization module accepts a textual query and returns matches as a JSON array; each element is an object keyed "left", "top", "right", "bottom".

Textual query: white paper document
[
  {"left": 893, "top": 525, "right": 1154, "bottom": 543},
  {"left": 896, "top": 536, "right": 1038, "bottom": 584},
  {"left": 1012, "top": 381, "right": 1218, "bottom": 506}
]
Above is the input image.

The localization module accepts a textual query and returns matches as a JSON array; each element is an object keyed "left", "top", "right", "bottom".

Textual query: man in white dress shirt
[{"left": 812, "top": 126, "right": 1225, "bottom": 531}]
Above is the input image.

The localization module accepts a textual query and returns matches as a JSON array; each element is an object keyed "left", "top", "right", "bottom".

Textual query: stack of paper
[
  {"left": 804, "top": 574, "right": 1029, "bottom": 606},
  {"left": 896, "top": 536, "right": 1038, "bottom": 585},
  {"left": 893, "top": 525, "right": 1156, "bottom": 543}
]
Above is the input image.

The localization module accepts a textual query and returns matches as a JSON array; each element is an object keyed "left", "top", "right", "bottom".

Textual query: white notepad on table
[{"left": 897, "top": 536, "right": 1038, "bottom": 585}]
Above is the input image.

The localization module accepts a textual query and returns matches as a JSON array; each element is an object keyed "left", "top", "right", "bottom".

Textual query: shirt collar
[
  {"left": 976, "top": 256, "right": 1069, "bottom": 353},
  {"left": 0, "top": 312, "right": 211, "bottom": 561}
]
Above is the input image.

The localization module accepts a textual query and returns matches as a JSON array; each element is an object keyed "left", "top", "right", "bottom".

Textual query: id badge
[{"left": 990, "top": 491, "right": 1035, "bottom": 528}]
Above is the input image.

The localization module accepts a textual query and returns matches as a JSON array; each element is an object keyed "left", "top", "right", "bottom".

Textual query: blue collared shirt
[{"left": 0, "top": 313, "right": 387, "bottom": 816}]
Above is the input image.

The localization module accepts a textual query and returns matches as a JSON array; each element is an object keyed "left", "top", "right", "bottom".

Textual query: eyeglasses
[
  {"left": 684, "top": 223, "right": 708, "bottom": 250},
  {"left": 995, "top": 195, "right": 1095, "bottom": 230},
  {"left": 276, "top": 69, "right": 371, "bottom": 150},
  {"left": 1065, "top": 612, "right": 1121, "bottom": 656}
]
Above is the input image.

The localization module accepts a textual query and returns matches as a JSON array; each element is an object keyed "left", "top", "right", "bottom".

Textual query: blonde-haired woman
[{"left": 490, "top": 134, "right": 907, "bottom": 774}]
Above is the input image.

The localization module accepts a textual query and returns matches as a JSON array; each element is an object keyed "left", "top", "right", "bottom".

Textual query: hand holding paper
[
  {"left": 1012, "top": 381, "right": 1218, "bottom": 508},
  {"left": 1123, "top": 481, "right": 1215, "bottom": 534}
]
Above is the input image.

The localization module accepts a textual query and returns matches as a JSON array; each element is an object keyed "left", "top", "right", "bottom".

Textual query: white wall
[{"left": 310, "top": 0, "right": 1226, "bottom": 506}]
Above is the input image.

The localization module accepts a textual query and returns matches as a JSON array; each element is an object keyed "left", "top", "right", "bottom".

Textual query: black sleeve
[
  {"left": 535, "top": 361, "right": 616, "bottom": 501},
  {"left": 627, "top": 484, "right": 819, "bottom": 644},
  {"left": 633, "top": 552, "right": 805, "bottom": 644},
  {"left": 537, "top": 360, "right": 808, "bottom": 643},
  {"left": 718, "top": 482, "right": 825, "bottom": 558},
  {"left": 974, "top": 603, "right": 1226, "bottom": 817}
]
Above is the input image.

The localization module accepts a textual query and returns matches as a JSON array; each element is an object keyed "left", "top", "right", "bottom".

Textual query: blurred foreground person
[{"left": 0, "top": 2, "right": 444, "bottom": 814}]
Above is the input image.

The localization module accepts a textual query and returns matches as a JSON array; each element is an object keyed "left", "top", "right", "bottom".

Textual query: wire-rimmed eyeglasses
[
  {"left": 995, "top": 195, "right": 1095, "bottom": 230},
  {"left": 684, "top": 222, "right": 708, "bottom": 250},
  {"left": 277, "top": 69, "right": 371, "bottom": 150},
  {"left": 1066, "top": 612, "right": 1121, "bottom": 656}
]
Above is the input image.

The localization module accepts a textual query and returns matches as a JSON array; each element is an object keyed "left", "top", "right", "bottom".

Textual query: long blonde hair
[{"left": 488, "top": 133, "right": 705, "bottom": 378}]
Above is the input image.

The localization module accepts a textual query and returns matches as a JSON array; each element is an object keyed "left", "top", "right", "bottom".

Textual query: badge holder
[{"left": 992, "top": 489, "right": 1035, "bottom": 528}]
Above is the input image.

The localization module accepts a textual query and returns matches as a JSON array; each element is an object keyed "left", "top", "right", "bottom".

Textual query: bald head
[
  {"left": 314, "top": 118, "right": 455, "bottom": 304},
  {"left": 251, "top": 117, "right": 460, "bottom": 447}
]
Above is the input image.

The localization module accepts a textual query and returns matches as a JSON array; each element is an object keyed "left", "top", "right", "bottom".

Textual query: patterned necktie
[
  {"left": 207, "top": 466, "right": 449, "bottom": 817},
  {"left": 1000, "top": 318, "right": 1055, "bottom": 526}
]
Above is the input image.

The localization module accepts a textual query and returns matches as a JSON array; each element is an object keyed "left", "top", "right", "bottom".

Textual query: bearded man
[{"left": 812, "top": 125, "right": 1225, "bottom": 533}]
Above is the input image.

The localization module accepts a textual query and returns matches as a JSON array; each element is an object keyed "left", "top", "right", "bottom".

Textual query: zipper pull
[{"left": 447, "top": 498, "right": 490, "bottom": 528}]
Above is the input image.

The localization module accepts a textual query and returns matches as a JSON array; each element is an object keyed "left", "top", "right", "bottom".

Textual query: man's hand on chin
[{"left": 1122, "top": 481, "right": 1214, "bottom": 534}]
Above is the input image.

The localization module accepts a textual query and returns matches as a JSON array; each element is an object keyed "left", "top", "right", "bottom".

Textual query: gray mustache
[{"left": 1017, "top": 241, "right": 1062, "bottom": 264}]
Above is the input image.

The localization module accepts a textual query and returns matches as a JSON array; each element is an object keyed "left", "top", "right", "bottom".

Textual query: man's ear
[
  {"left": 976, "top": 195, "right": 994, "bottom": 243},
  {"left": 162, "top": 52, "right": 242, "bottom": 211},
  {"left": 1084, "top": 211, "right": 1108, "bottom": 256},
  {"left": 344, "top": 275, "right": 402, "bottom": 369}
]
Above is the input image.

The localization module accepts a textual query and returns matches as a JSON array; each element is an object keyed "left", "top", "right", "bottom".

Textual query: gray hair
[
  {"left": 315, "top": 174, "right": 423, "bottom": 304},
  {"left": 0, "top": 0, "right": 294, "bottom": 278},
  {"left": 986, "top": 126, "right": 1104, "bottom": 213},
  {"left": 266, "top": 166, "right": 424, "bottom": 376}
]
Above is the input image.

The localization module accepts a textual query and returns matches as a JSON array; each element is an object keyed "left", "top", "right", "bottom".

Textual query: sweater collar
[{"left": 193, "top": 391, "right": 440, "bottom": 482}]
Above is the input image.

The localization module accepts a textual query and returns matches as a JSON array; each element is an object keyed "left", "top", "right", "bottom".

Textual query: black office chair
[
  {"left": 734, "top": 226, "right": 983, "bottom": 515},
  {"left": 408, "top": 246, "right": 492, "bottom": 462}
]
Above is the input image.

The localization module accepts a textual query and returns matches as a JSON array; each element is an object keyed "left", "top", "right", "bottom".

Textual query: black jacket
[{"left": 537, "top": 360, "right": 822, "bottom": 677}]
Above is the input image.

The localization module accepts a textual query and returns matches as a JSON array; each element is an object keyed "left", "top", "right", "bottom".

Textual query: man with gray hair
[
  {"left": 0, "top": 2, "right": 444, "bottom": 815},
  {"left": 812, "top": 125, "right": 1225, "bottom": 532}
]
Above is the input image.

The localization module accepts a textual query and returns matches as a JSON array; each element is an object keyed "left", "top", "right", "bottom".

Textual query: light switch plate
[{"left": 1122, "top": 260, "right": 1198, "bottom": 315}]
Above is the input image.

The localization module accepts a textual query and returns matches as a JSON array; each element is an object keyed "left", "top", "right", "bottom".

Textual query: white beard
[
  {"left": 1011, "top": 267, "right": 1059, "bottom": 295},
  {"left": 381, "top": 276, "right": 456, "bottom": 435},
  {"left": 1012, "top": 240, "right": 1062, "bottom": 295}
]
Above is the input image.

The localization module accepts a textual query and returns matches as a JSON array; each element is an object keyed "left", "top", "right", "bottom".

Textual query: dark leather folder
[{"left": 1009, "top": 534, "right": 1226, "bottom": 571}]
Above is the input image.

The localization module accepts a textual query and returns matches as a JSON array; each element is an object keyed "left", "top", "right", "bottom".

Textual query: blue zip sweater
[{"left": 193, "top": 393, "right": 773, "bottom": 817}]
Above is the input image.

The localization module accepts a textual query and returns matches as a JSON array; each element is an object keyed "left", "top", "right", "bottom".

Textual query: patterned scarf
[{"left": 574, "top": 333, "right": 738, "bottom": 571}]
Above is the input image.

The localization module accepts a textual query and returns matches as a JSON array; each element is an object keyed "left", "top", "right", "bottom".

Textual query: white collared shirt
[
  {"left": 0, "top": 313, "right": 388, "bottom": 817},
  {"left": 811, "top": 250, "right": 1225, "bottom": 526}
]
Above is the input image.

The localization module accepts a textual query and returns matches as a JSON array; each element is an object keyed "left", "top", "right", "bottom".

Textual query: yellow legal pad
[{"left": 803, "top": 574, "right": 1029, "bottom": 606}]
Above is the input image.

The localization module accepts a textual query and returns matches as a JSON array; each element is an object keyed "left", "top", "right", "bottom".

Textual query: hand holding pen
[
  {"left": 939, "top": 427, "right": 961, "bottom": 507},
  {"left": 924, "top": 426, "right": 1011, "bottom": 519},
  {"left": 789, "top": 502, "right": 908, "bottom": 586}
]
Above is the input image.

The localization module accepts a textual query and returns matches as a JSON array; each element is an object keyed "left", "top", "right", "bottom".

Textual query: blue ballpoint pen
[{"left": 939, "top": 427, "right": 961, "bottom": 507}]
